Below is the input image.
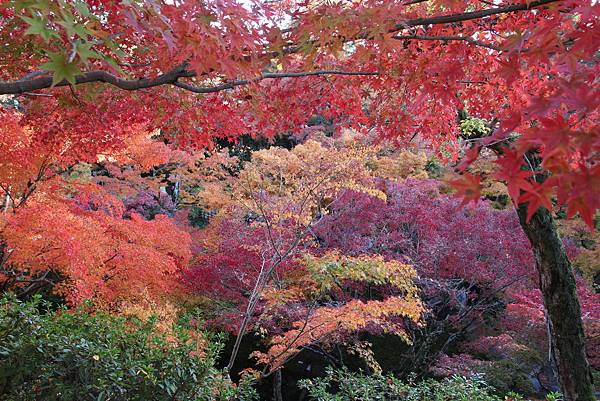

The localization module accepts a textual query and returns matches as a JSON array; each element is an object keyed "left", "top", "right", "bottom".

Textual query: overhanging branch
[
  {"left": 390, "top": 0, "right": 561, "bottom": 31},
  {"left": 1, "top": 68, "right": 378, "bottom": 96},
  {"left": 174, "top": 70, "right": 379, "bottom": 94},
  {"left": 0, "top": 65, "right": 194, "bottom": 95}
]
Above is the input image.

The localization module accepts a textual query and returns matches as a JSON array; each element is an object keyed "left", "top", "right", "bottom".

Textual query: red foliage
[
  {"left": 1, "top": 0, "right": 599, "bottom": 223},
  {"left": 505, "top": 281, "right": 600, "bottom": 368},
  {"left": 182, "top": 217, "right": 300, "bottom": 332},
  {"left": 315, "top": 180, "right": 536, "bottom": 289}
]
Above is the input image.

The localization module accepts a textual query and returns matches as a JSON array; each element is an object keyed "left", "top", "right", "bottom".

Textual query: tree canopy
[
  {"left": 1, "top": 1, "right": 599, "bottom": 400},
  {"left": 1, "top": 0, "right": 599, "bottom": 225}
]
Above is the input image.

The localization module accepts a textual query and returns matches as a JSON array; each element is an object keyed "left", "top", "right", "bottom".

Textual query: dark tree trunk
[
  {"left": 272, "top": 369, "right": 283, "bottom": 401},
  {"left": 516, "top": 204, "right": 595, "bottom": 401}
]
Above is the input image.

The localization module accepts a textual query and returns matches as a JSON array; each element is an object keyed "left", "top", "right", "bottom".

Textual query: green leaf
[
  {"left": 40, "top": 52, "right": 82, "bottom": 86},
  {"left": 29, "top": 0, "right": 51, "bottom": 11},
  {"left": 11, "top": 1, "right": 39, "bottom": 13},
  {"left": 57, "top": 14, "right": 79, "bottom": 37},
  {"left": 75, "top": 41, "right": 101, "bottom": 64},
  {"left": 102, "top": 56, "right": 125, "bottom": 75},
  {"left": 103, "top": 39, "right": 127, "bottom": 60},
  {"left": 21, "top": 15, "right": 57, "bottom": 42}
]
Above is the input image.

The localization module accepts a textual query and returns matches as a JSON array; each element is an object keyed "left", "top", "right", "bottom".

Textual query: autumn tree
[
  {"left": 183, "top": 139, "right": 386, "bottom": 374},
  {"left": 1, "top": 0, "right": 599, "bottom": 399},
  {"left": 0, "top": 107, "right": 192, "bottom": 318}
]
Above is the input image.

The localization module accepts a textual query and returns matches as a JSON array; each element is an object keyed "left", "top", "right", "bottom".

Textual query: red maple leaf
[{"left": 447, "top": 172, "right": 482, "bottom": 206}]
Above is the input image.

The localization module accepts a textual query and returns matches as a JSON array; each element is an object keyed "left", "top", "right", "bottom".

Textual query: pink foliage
[{"left": 315, "top": 179, "right": 536, "bottom": 290}]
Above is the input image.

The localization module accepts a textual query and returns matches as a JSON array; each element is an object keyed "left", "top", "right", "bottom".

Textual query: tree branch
[
  {"left": 175, "top": 70, "right": 378, "bottom": 94},
  {"left": 0, "top": 64, "right": 193, "bottom": 95},
  {"left": 1, "top": 68, "right": 378, "bottom": 96},
  {"left": 392, "top": 34, "right": 502, "bottom": 51},
  {"left": 390, "top": 0, "right": 561, "bottom": 31}
]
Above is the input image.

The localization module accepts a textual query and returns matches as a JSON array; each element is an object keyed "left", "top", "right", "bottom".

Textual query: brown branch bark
[
  {"left": 390, "top": 0, "right": 561, "bottom": 31},
  {"left": 0, "top": 65, "right": 193, "bottom": 95},
  {"left": 0, "top": 68, "right": 378, "bottom": 96},
  {"left": 174, "top": 70, "right": 379, "bottom": 94},
  {"left": 458, "top": 119, "right": 596, "bottom": 401},
  {"left": 516, "top": 204, "right": 596, "bottom": 401}
]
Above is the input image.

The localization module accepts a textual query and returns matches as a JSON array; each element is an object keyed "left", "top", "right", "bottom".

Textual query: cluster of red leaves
[
  {"left": 315, "top": 179, "right": 536, "bottom": 289},
  {"left": 2, "top": 0, "right": 599, "bottom": 225},
  {"left": 182, "top": 217, "right": 300, "bottom": 332},
  {"left": 504, "top": 281, "right": 600, "bottom": 368}
]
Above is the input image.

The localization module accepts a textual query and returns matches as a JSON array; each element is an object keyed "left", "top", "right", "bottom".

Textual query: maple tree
[
  {"left": 182, "top": 139, "right": 388, "bottom": 374},
  {"left": 251, "top": 252, "right": 424, "bottom": 374},
  {"left": 1, "top": 0, "right": 599, "bottom": 399},
  {"left": 0, "top": 105, "right": 193, "bottom": 319},
  {"left": 315, "top": 174, "right": 599, "bottom": 390}
]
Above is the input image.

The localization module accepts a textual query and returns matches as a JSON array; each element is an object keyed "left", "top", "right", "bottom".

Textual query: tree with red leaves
[{"left": 1, "top": 1, "right": 599, "bottom": 399}]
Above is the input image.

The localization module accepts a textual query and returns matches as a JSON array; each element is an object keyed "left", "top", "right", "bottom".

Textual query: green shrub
[
  {"left": 0, "top": 295, "right": 256, "bottom": 401},
  {"left": 481, "top": 359, "right": 535, "bottom": 396},
  {"left": 299, "top": 367, "right": 560, "bottom": 401},
  {"left": 300, "top": 368, "right": 503, "bottom": 401}
]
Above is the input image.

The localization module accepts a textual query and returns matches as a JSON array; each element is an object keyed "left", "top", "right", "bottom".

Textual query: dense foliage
[
  {"left": 299, "top": 368, "right": 562, "bottom": 401},
  {"left": 1, "top": 0, "right": 599, "bottom": 399},
  {"left": 0, "top": 295, "right": 256, "bottom": 401}
]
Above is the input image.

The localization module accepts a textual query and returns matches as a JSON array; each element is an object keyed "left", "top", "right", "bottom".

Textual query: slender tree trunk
[
  {"left": 516, "top": 204, "right": 595, "bottom": 401},
  {"left": 272, "top": 369, "right": 283, "bottom": 401}
]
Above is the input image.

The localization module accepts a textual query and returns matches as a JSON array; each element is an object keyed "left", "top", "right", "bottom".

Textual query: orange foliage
[
  {"left": 369, "top": 150, "right": 429, "bottom": 180},
  {"left": 254, "top": 253, "right": 424, "bottom": 372},
  {"left": 0, "top": 109, "right": 55, "bottom": 201},
  {"left": 1, "top": 184, "right": 191, "bottom": 308},
  {"left": 254, "top": 296, "right": 424, "bottom": 371}
]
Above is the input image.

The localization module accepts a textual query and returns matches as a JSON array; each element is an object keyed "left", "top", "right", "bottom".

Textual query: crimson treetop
[{"left": 1, "top": 0, "right": 599, "bottom": 222}]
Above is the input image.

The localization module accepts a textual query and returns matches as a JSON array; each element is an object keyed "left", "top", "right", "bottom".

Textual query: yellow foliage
[
  {"left": 301, "top": 251, "right": 420, "bottom": 299},
  {"left": 469, "top": 157, "right": 509, "bottom": 201},
  {"left": 576, "top": 248, "right": 600, "bottom": 287},
  {"left": 369, "top": 150, "right": 429, "bottom": 180},
  {"left": 557, "top": 218, "right": 600, "bottom": 286},
  {"left": 257, "top": 252, "right": 424, "bottom": 372},
  {"left": 188, "top": 140, "right": 386, "bottom": 226},
  {"left": 173, "top": 149, "right": 239, "bottom": 208}
]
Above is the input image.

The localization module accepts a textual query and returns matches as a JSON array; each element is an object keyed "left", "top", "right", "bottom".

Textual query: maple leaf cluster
[
  {"left": 1, "top": 185, "right": 191, "bottom": 308},
  {"left": 1, "top": 0, "right": 598, "bottom": 225},
  {"left": 0, "top": 107, "right": 192, "bottom": 314}
]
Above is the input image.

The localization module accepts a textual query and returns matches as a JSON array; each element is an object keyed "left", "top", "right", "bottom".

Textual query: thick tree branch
[
  {"left": 390, "top": 0, "right": 561, "bottom": 31},
  {"left": 0, "top": 65, "right": 194, "bottom": 95},
  {"left": 1, "top": 68, "right": 378, "bottom": 95}
]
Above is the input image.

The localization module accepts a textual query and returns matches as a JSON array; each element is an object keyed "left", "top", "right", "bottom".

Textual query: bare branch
[
  {"left": 390, "top": 0, "right": 561, "bottom": 31},
  {"left": 1, "top": 67, "right": 378, "bottom": 96},
  {"left": 392, "top": 34, "right": 502, "bottom": 51}
]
